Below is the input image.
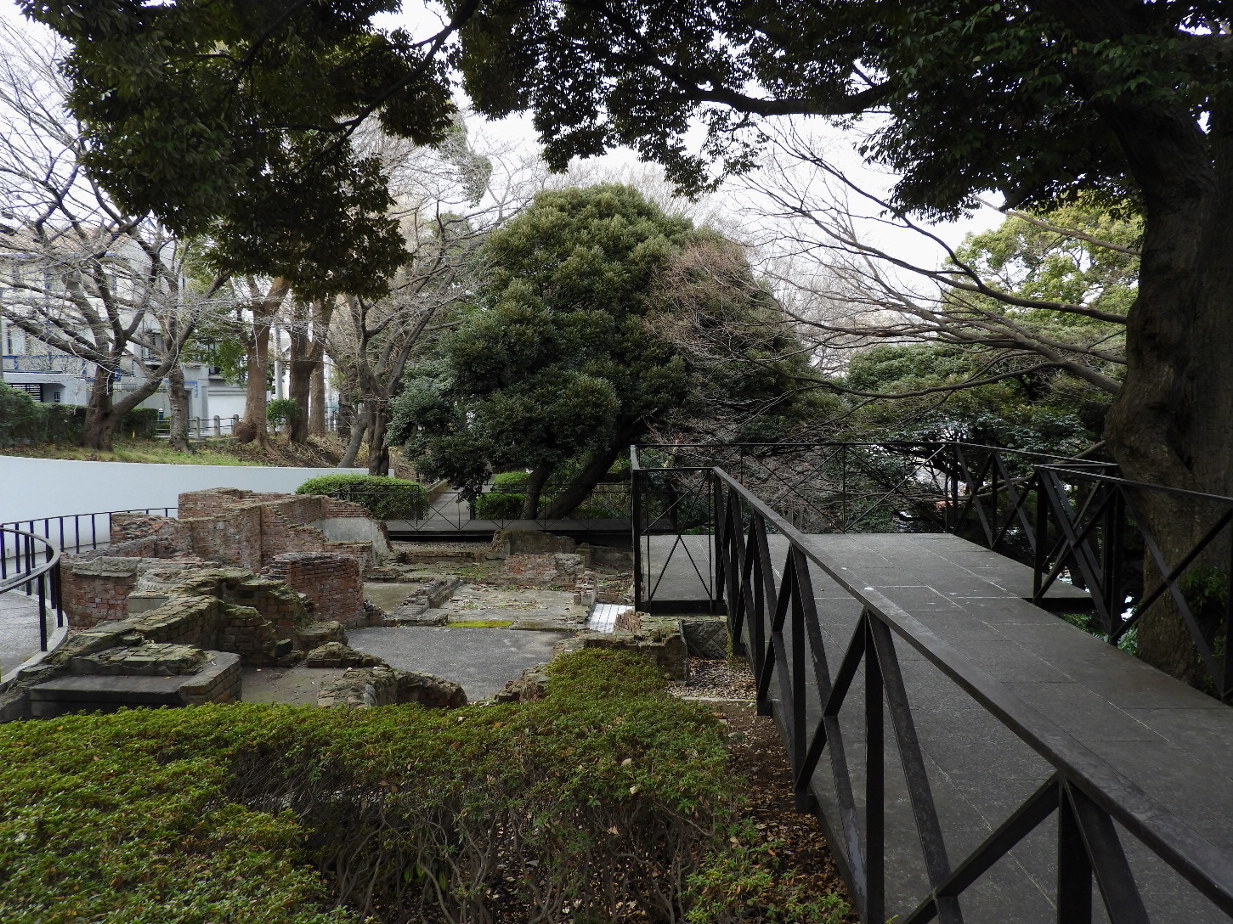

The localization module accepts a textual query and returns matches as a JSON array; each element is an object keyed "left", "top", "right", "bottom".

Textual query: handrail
[
  {"left": 1, "top": 507, "right": 178, "bottom": 559},
  {"left": 712, "top": 468, "right": 1233, "bottom": 922},
  {"left": 0, "top": 526, "right": 62, "bottom": 656}
]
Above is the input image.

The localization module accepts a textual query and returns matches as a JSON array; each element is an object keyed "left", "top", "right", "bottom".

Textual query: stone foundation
[
  {"left": 317, "top": 665, "right": 467, "bottom": 709},
  {"left": 26, "top": 650, "right": 241, "bottom": 718}
]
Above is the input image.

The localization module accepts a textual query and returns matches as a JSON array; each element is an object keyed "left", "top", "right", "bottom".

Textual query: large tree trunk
[
  {"left": 1103, "top": 118, "right": 1233, "bottom": 684},
  {"left": 309, "top": 361, "right": 327, "bottom": 435},
  {"left": 166, "top": 363, "right": 191, "bottom": 453},
  {"left": 234, "top": 277, "right": 289, "bottom": 444},
  {"left": 540, "top": 429, "right": 638, "bottom": 519},
  {"left": 367, "top": 401, "right": 390, "bottom": 476},
  {"left": 340, "top": 401, "right": 368, "bottom": 469},
  {"left": 81, "top": 368, "right": 120, "bottom": 451},
  {"left": 520, "top": 465, "right": 553, "bottom": 519}
]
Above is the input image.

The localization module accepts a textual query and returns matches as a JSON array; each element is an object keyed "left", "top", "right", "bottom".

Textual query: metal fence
[
  {"left": 0, "top": 526, "right": 62, "bottom": 655},
  {"left": 633, "top": 442, "right": 1233, "bottom": 699},
  {"left": 711, "top": 469, "right": 1233, "bottom": 923}
]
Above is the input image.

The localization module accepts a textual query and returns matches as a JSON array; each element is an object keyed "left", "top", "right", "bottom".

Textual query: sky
[{"left": 2, "top": 0, "right": 1003, "bottom": 276}]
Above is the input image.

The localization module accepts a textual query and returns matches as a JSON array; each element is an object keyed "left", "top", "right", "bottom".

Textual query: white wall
[{"left": 0, "top": 455, "right": 370, "bottom": 524}]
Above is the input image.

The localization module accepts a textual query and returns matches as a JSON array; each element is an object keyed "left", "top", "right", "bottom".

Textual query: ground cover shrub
[
  {"left": 0, "top": 384, "right": 44, "bottom": 446},
  {"left": 473, "top": 468, "right": 630, "bottom": 519},
  {"left": 296, "top": 473, "right": 428, "bottom": 519},
  {"left": 473, "top": 490, "right": 524, "bottom": 518},
  {"left": 0, "top": 387, "right": 160, "bottom": 446},
  {"left": 0, "top": 650, "right": 742, "bottom": 924},
  {"left": 266, "top": 397, "right": 300, "bottom": 433}
]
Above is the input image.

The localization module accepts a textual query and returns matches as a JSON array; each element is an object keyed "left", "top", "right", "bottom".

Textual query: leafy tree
[
  {"left": 21, "top": 0, "right": 465, "bottom": 300},
  {"left": 455, "top": 0, "right": 1233, "bottom": 678},
  {"left": 392, "top": 184, "right": 807, "bottom": 517}
]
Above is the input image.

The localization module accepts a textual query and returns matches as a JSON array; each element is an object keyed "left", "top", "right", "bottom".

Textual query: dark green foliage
[
  {"left": 0, "top": 384, "right": 45, "bottom": 446},
  {"left": 23, "top": 0, "right": 456, "bottom": 298},
  {"left": 295, "top": 473, "right": 428, "bottom": 519},
  {"left": 0, "top": 650, "right": 745, "bottom": 924},
  {"left": 266, "top": 397, "right": 300, "bottom": 431},
  {"left": 455, "top": 1, "right": 1220, "bottom": 216},
  {"left": 841, "top": 342, "right": 1102, "bottom": 454},
  {"left": 392, "top": 185, "right": 813, "bottom": 516},
  {"left": 491, "top": 470, "right": 531, "bottom": 492},
  {"left": 473, "top": 490, "right": 524, "bottom": 518},
  {"left": 0, "top": 386, "right": 159, "bottom": 445}
]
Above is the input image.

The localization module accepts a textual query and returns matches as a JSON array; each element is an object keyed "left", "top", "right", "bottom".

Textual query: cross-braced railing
[
  {"left": 634, "top": 442, "right": 1233, "bottom": 701},
  {"left": 712, "top": 469, "right": 1233, "bottom": 924}
]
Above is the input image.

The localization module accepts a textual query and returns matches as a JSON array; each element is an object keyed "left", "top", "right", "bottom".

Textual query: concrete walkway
[
  {"left": 653, "top": 531, "right": 1233, "bottom": 922},
  {"left": 348, "top": 625, "right": 569, "bottom": 701},
  {"left": 0, "top": 590, "right": 51, "bottom": 681},
  {"left": 241, "top": 625, "right": 568, "bottom": 706}
]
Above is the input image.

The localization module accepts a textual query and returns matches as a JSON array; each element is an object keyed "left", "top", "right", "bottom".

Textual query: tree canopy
[
  {"left": 21, "top": 0, "right": 463, "bottom": 299},
  {"left": 391, "top": 183, "right": 812, "bottom": 516}
]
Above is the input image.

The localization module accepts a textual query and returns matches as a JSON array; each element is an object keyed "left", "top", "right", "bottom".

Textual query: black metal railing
[
  {"left": 711, "top": 469, "right": 1233, "bottom": 923},
  {"left": 1, "top": 508, "right": 178, "bottom": 560},
  {"left": 382, "top": 480, "right": 632, "bottom": 534},
  {"left": 0, "top": 526, "right": 62, "bottom": 658},
  {"left": 633, "top": 442, "right": 1233, "bottom": 700}
]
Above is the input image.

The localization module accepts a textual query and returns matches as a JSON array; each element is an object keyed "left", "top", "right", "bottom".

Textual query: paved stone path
[{"left": 0, "top": 590, "right": 58, "bottom": 681}]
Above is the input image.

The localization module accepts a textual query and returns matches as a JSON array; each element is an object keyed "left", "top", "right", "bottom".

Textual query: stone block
[{"left": 680, "top": 617, "right": 731, "bottom": 659}]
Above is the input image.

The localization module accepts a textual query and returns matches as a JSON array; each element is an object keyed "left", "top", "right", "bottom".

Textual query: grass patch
[
  {"left": 0, "top": 437, "right": 264, "bottom": 466},
  {"left": 447, "top": 618, "right": 515, "bottom": 628}
]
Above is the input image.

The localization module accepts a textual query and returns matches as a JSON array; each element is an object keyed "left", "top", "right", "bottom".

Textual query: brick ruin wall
[
  {"left": 265, "top": 552, "right": 365, "bottom": 627},
  {"left": 66, "top": 490, "right": 379, "bottom": 630}
]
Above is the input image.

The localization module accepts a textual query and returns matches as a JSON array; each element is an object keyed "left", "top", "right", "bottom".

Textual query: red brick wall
[
  {"left": 60, "top": 559, "right": 140, "bottom": 628},
  {"left": 185, "top": 507, "right": 263, "bottom": 570},
  {"left": 265, "top": 552, "right": 364, "bottom": 627}
]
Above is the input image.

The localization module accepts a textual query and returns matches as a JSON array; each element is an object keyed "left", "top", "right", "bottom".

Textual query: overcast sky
[{"left": 2, "top": 0, "right": 1002, "bottom": 275}]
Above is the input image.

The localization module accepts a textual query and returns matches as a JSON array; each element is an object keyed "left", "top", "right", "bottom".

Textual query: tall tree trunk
[
  {"left": 81, "top": 366, "right": 120, "bottom": 451},
  {"left": 309, "top": 361, "right": 327, "bottom": 435},
  {"left": 340, "top": 401, "right": 368, "bottom": 469},
  {"left": 1103, "top": 125, "right": 1233, "bottom": 684},
  {"left": 337, "top": 391, "right": 354, "bottom": 440},
  {"left": 540, "top": 436, "right": 633, "bottom": 519},
  {"left": 167, "top": 363, "right": 191, "bottom": 452},
  {"left": 235, "top": 277, "right": 289, "bottom": 444},
  {"left": 367, "top": 401, "right": 390, "bottom": 476}
]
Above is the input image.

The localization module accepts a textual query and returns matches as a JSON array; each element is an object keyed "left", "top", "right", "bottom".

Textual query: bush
[
  {"left": 266, "top": 397, "right": 299, "bottom": 431},
  {"left": 295, "top": 473, "right": 428, "bottom": 519},
  {"left": 0, "top": 387, "right": 161, "bottom": 445},
  {"left": 0, "top": 383, "right": 45, "bottom": 446},
  {"left": 119, "top": 406, "right": 160, "bottom": 439},
  {"left": 0, "top": 650, "right": 738, "bottom": 924},
  {"left": 474, "top": 490, "right": 524, "bottom": 518},
  {"left": 492, "top": 470, "right": 531, "bottom": 492}
]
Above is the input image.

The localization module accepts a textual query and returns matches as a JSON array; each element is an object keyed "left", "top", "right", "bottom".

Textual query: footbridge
[{"left": 632, "top": 443, "right": 1233, "bottom": 924}]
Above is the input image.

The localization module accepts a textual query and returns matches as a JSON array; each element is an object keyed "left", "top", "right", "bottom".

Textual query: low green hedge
[
  {"left": 0, "top": 651, "right": 747, "bottom": 924},
  {"left": 295, "top": 473, "right": 428, "bottom": 519},
  {"left": 473, "top": 490, "right": 524, "bottom": 519},
  {"left": 0, "top": 385, "right": 160, "bottom": 445}
]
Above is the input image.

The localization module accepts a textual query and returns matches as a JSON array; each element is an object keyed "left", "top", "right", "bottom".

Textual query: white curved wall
[{"left": 0, "top": 455, "right": 370, "bottom": 523}]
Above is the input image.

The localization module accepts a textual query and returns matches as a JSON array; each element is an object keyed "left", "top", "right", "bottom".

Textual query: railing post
[
  {"left": 1057, "top": 786, "right": 1094, "bottom": 924},
  {"left": 1034, "top": 473, "right": 1048, "bottom": 600},
  {"left": 712, "top": 471, "right": 724, "bottom": 615},
  {"left": 864, "top": 613, "right": 885, "bottom": 924},
  {"left": 631, "top": 463, "right": 644, "bottom": 613}
]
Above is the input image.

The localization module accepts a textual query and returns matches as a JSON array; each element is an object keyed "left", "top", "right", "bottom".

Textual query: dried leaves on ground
[{"left": 672, "top": 657, "right": 859, "bottom": 923}]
